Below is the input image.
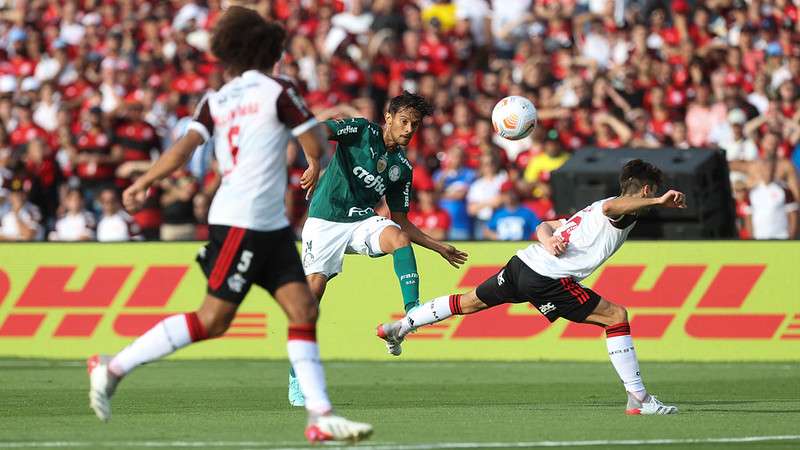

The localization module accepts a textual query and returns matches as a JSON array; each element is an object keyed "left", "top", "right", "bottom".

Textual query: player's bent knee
[
  {"left": 200, "top": 313, "right": 233, "bottom": 338},
  {"left": 394, "top": 230, "right": 411, "bottom": 249},
  {"left": 610, "top": 303, "right": 628, "bottom": 324}
]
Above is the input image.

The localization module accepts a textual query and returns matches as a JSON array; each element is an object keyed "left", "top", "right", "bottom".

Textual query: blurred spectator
[
  {"left": 732, "top": 179, "right": 752, "bottom": 240},
  {"left": 96, "top": 187, "right": 141, "bottom": 242},
  {"left": 159, "top": 170, "right": 198, "bottom": 241},
  {"left": 408, "top": 188, "right": 451, "bottom": 241},
  {"left": 685, "top": 84, "right": 727, "bottom": 147},
  {"left": 49, "top": 188, "right": 95, "bottom": 241},
  {"left": 0, "top": 184, "right": 43, "bottom": 241},
  {"left": 467, "top": 152, "right": 507, "bottom": 238},
  {"left": 745, "top": 137, "right": 799, "bottom": 240},
  {"left": 74, "top": 107, "right": 119, "bottom": 201},
  {"left": 485, "top": 181, "right": 539, "bottom": 241},
  {"left": 713, "top": 109, "right": 758, "bottom": 182},
  {"left": 434, "top": 146, "right": 476, "bottom": 240},
  {"left": 0, "top": 0, "right": 797, "bottom": 241},
  {"left": 523, "top": 129, "right": 569, "bottom": 200},
  {"left": 112, "top": 101, "right": 161, "bottom": 185},
  {"left": 193, "top": 192, "right": 210, "bottom": 241}
]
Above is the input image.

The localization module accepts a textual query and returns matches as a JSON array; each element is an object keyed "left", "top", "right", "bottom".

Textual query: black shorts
[
  {"left": 475, "top": 256, "right": 601, "bottom": 323},
  {"left": 196, "top": 225, "right": 306, "bottom": 304}
]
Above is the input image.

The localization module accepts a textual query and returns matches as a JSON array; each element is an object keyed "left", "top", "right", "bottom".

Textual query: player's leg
[
  {"left": 292, "top": 219, "right": 348, "bottom": 406},
  {"left": 88, "top": 225, "right": 249, "bottom": 422},
  {"left": 377, "top": 257, "right": 519, "bottom": 355},
  {"left": 88, "top": 293, "right": 236, "bottom": 421},
  {"left": 378, "top": 224, "right": 420, "bottom": 313},
  {"left": 583, "top": 298, "right": 678, "bottom": 415},
  {"left": 264, "top": 227, "right": 372, "bottom": 442}
]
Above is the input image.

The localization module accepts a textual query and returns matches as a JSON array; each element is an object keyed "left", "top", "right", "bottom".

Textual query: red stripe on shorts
[
  {"left": 560, "top": 278, "right": 587, "bottom": 304},
  {"left": 208, "top": 227, "right": 245, "bottom": 290},
  {"left": 567, "top": 279, "right": 590, "bottom": 303}
]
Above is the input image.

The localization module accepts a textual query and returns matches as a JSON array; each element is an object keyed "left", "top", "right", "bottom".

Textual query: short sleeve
[
  {"left": 187, "top": 93, "right": 214, "bottom": 143},
  {"left": 387, "top": 171, "right": 412, "bottom": 213},
  {"left": 276, "top": 79, "right": 318, "bottom": 137},
  {"left": 325, "top": 117, "right": 367, "bottom": 144}
]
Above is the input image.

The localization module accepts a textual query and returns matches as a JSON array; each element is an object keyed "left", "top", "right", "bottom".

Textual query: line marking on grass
[{"left": 2, "top": 435, "right": 799, "bottom": 449}]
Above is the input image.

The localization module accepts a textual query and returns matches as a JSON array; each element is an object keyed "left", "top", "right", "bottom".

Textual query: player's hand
[
  {"left": 122, "top": 181, "right": 148, "bottom": 213},
  {"left": 439, "top": 244, "right": 468, "bottom": 269},
  {"left": 543, "top": 235, "right": 567, "bottom": 257},
  {"left": 657, "top": 190, "right": 687, "bottom": 209},
  {"left": 301, "top": 162, "right": 320, "bottom": 200}
]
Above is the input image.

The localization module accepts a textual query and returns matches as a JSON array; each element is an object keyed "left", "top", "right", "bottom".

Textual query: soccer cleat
[
  {"left": 625, "top": 393, "right": 678, "bottom": 415},
  {"left": 87, "top": 354, "right": 120, "bottom": 422},
  {"left": 305, "top": 414, "right": 373, "bottom": 443},
  {"left": 376, "top": 321, "right": 404, "bottom": 356},
  {"left": 288, "top": 370, "right": 306, "bottom": 407}
]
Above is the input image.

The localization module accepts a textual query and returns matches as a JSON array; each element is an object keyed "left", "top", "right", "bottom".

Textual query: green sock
[{"left": 393, "top": 245, "right": 419, "bottom": 312}]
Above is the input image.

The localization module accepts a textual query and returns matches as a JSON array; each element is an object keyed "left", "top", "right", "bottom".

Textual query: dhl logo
[
  {"left": 0, "top": 264, "right": 798, "bottom": 342},
  {"left": 393, "top": 264, "right": 800, "bottom": 341},
  {"left": 0, "top": 266, "right": 266, "bottom": 339}
]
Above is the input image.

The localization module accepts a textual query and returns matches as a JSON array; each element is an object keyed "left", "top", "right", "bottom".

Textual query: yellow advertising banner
[{"left": 0, "top": 242, "right": 798, "bottom": 361}]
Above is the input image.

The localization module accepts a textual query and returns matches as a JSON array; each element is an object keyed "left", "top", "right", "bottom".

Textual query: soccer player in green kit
[{"left": 288, "top": 91, "right": 469, "bottom": 405}]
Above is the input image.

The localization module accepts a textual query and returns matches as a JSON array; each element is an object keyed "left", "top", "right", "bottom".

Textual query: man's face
[
  {"left": 385, "top": 107, "right": 422, "bottom": 146},
  {"left": 99, "top": 191, "right": 118, "bottom": 215}
]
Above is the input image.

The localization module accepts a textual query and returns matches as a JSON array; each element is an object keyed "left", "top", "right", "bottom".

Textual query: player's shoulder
[
  {"left": 326, "top": 117, "right": 370, "bottom": 134},
  {"left": 396, "top": 149, "right": 413, "bottom": 171}
]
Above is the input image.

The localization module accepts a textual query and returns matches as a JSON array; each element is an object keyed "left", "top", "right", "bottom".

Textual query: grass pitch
[{"left": 1, "top": 360, "right": 798, "bottom": 450}]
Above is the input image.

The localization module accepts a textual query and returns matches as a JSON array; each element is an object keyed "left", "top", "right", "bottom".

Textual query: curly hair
[
  {"left": 619, "top": 159, "right": 664, "bottom": 194},
  {"left": 387, "top": 91, "right": 434, "bottom": 118},
  {"left": 210, "top": 6, "right": 286, "bottom": 75}
]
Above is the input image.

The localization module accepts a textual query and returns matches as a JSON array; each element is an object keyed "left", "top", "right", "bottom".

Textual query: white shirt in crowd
[
  {"left": 97, "top": 211, "right": 142, "bottom": 242},
  {"left": 50, "top": 211, "right": 96, "bottom": 241},
  {"left": 518, "top": 197, "right": 635, "bottom": 281},
  {"left": 467, "top": 172, "right": 508, "bottom": 221},
  {"left": 747, "top": 183, "right": 798, "bottom": 240},
  {"left": 0, "top": 203, "right": 44, "bottom": 241}
]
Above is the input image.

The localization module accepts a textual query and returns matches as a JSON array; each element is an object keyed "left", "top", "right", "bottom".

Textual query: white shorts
[{"left": 301, "top": 215, "right": 400, "bottom": 277}]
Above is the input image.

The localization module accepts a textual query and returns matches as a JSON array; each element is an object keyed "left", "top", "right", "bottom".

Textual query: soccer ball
[{"left": 491, "top": 96, "right": 538, "bottom": 141}]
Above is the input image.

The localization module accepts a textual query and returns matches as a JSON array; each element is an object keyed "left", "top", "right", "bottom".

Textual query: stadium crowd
[{"left": 0, "top": 0, "right": 799, "bottom": 242}]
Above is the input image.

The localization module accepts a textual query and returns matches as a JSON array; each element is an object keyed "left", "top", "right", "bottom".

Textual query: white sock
[
  {"left": 400, "top": 294, "right": 460, "bottom": 335},
  {"left": 605, "top": 322, "right": 646, "bottom": 395},
  {"left": 109, "top": 313, "right": 207, "bottom": 377},
  {"left": 287, "top": 324, "right": 332, "bottom": 415}
]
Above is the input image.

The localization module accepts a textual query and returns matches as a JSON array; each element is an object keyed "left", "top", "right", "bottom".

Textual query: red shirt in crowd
[
  {"left": 112, "top": 119, "right": 161, "bottom": 162},
  {"left": 76, "top": 129, "right": 114, "bottom": 181},
  {"left": 408, "top": 207, "right": 451, "bottom": 234},
  {"left": 10, "top": 122, "right": 49, "bottom": 148}
]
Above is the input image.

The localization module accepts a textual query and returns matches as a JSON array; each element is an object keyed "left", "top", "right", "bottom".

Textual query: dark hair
[
  {"left": 387, "top": 91, "right": 434, "bottom": 117},
  {"left": 210, "top": 6, "right": 286, "bottom": 75},
  {"left": 619, "top": 159, "right": 664, "bottom": 195}
]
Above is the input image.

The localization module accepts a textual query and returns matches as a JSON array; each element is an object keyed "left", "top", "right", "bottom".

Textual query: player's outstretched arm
[
  {"left": 536, "top": 220, "right": 567, "bottom": 256},
  {"left": 602, "top": 190, "right": 687, "bottom": 218},
  {"left": 391, "top": 212, "right": 468, "bottom": 268},
  {"left": 296, "top": 124, "right": 328, "bottom": 199},
  {"left": 122, "top": 130, "right": 204, "bottom": 213}
]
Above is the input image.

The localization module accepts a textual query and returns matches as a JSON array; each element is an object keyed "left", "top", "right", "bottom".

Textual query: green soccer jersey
[{"left": 309, "top": 118, "right": 413, "bottom": 223}]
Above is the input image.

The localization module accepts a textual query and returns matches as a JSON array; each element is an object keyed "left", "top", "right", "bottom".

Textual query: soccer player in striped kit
[
  {"left": 379, "top": 159, "right": 682, "bottom": 416},
  {"left": 87, "top": 7, "right": 371, "bottom": 442}
]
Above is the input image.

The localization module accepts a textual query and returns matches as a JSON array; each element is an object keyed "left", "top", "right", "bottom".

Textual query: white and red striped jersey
[
  {"left": 517, "top": 197, "right": 636, "bottom": 281},
  {"left": 188, "top": 70, "right": 317, "bottom": 231}
]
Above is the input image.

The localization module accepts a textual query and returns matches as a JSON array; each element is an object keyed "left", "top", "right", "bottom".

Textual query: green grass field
[{"left": 1, "top": 360, "right": 798, "bottom": 450}]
